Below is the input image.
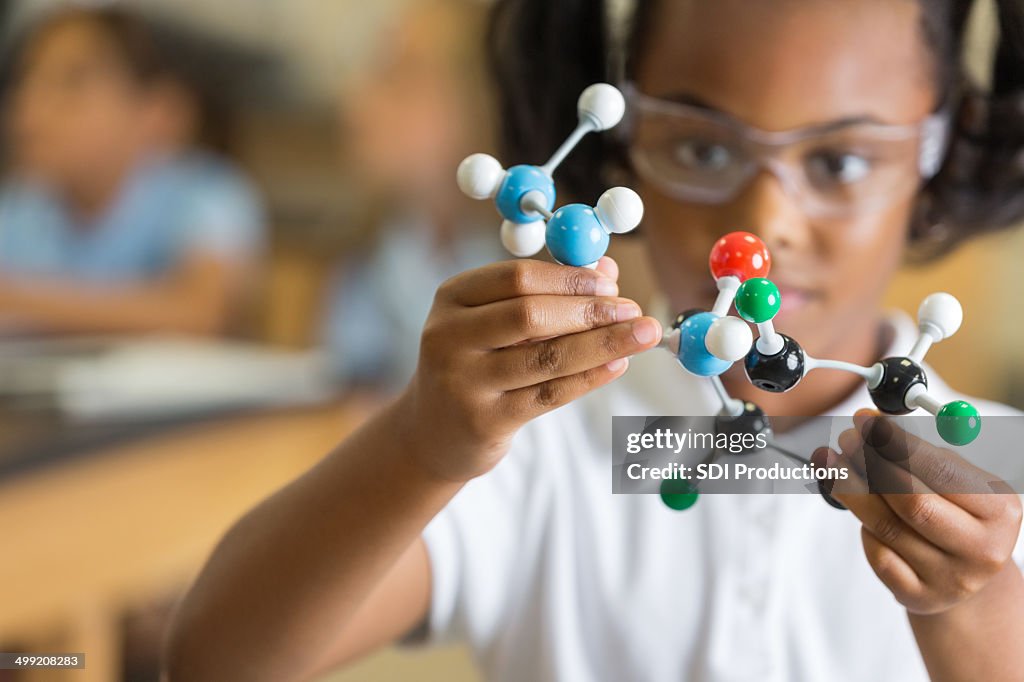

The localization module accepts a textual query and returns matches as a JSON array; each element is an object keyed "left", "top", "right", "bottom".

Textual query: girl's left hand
[{"left": 816, "top": 409, "right": 1023, "bottom": 615}]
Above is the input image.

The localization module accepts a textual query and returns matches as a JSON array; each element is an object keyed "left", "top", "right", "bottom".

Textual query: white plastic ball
[
  {"left": 578, "top": 83, "right": 626, "bottom": 131},
  {"left": 705, "top": 316, "right": 753, "bottom": 362},
  {"left": 457, "top": 153, "right": 505, "bottom": 200},
  {"left": 917, "top": 292, "right": 963, "bottom": 340},
  {"left": 500, "top": 219, "right": 546, "bottom": 258},
  {"left": 595, "top": 187, "right": 644, "bottom": 234}
]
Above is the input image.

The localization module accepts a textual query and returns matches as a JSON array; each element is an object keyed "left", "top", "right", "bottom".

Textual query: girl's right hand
[{"left": 397, "top": 256, "right": 662, "bottom": 483}]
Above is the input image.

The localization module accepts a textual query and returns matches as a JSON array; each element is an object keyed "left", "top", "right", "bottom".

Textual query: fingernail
[
  {"left": 615, "top": 302, "right": 641, "bottom": 322},
  {"left": 863, "top": 416, "right": 894, "bottom": 448},
  {"left": 606, "top": 357, "right": 629, "bottom": 373},
  {"left": 631, "top": 318, "right": 659, "bottom": 345},
  {"left": 595, "top": 277, "right": 618, "bottom": 297}
]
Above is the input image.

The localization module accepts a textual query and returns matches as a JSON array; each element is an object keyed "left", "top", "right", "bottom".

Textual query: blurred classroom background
[{"left": 0, "top": 1, "right": 1019, "bottom": 681}]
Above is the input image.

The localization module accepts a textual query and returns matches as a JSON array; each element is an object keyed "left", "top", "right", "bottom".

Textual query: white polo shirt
[{"left": 416, "top": 311, "right": 1024, "bottom": 681}]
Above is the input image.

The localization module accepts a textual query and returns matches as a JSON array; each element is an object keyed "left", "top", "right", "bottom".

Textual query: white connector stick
[
  {"left": 755, "top": 321, "right": 784, "bottom": 356},
  {"left": 710, "top": 375, "right": 746, "bottom": 417},
  {"left": 711, "top": 276, "right": 740, "bottom": 317},
  {"left": 520, "top": 190, "right": 554, "bottom": 220},
  {"left": 803, "top": 355, "right": 884, "bottom": 386},
  {"left": 904, "top": 382, "right": 942, "bottom": 414}
]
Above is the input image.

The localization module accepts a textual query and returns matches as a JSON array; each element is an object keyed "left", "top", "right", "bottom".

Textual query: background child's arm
[
  {"left": 162, "top": 257, "right": 662, "bottom": 682},
  {"left": 0, "top": 252, "right": 246, "bottom": 336}
]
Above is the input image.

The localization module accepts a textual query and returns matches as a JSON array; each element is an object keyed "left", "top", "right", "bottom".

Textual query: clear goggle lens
[{"left": 622, "top": 83, "right": 949, "bottom": 219}]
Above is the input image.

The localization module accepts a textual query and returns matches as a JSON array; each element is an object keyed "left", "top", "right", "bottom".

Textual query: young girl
[
  {"left": 166, "top": 1, "right": 1024, "bottom": 680},
  {"left": 0, "top": 6, "right": 264, "bottom": 336}
]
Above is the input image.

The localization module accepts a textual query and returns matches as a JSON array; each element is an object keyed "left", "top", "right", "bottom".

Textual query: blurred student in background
[
  {"left": 320, "top": 0, "right": 504, "bottom": 390},
  {"left": 0, "top": 5, "right": 265, "bottom": 337}
]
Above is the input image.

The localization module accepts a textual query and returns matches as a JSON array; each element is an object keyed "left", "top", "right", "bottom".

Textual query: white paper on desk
[{"left": 55, "top": 338, "right": 336, "bottom": 420}]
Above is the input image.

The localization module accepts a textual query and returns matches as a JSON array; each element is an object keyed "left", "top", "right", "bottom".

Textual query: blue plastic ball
[
  {"left": 494, "top": 165, "right": 556, "bottom": 224},
  {"left": 677, "top": 312, "right": 732, "bottom": 377},
  {"left": 545, "top": 204, "right": 610, "bottom": 266}
]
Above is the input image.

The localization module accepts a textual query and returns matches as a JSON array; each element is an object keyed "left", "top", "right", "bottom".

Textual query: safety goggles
[{"left": 621, "top": 82, "right": 950, "bottom": 218}]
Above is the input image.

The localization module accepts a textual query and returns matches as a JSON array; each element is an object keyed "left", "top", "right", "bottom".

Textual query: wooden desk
[{"left": 0, "top": 398, "right": 380, "bottom": 682}]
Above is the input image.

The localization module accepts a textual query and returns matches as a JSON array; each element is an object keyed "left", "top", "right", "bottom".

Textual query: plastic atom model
[
  {"left": 659, "top": 231, "right": 980, "bottom": 447},
  {"left": 456, "top": 83, "right": 643, "bottom": 268},
  {"left": 453, "top": 85, "right": 981, "bottom": 512},
  {"left": 656, "top": 231, "right": 981, "bottom": 510}
]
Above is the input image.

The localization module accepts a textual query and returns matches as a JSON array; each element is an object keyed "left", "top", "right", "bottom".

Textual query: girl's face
[
  {"left": 632, "top": 0, "right": 938, "bottom": 357},
  {"left": 8, "top": 19, "right": 164, "bottom": 186}
]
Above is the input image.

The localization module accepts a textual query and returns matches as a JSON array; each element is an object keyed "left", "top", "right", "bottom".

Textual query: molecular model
[
  {"left": 656, "top": 231, "right": 982, "bottom": 510},
  {"left": 456, "top": 84, "right": 643, "bottom": 267},
  {"left": 453, "top": 85, "right": 981, "bottom": 512}
]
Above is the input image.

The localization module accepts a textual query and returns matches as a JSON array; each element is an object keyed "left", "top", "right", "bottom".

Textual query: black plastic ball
[
  {"left": 715, "top": 402, "right": 772, "bottom": 443},
  {"left": 868, "top": 356, "right": 927, "bottom": 415},
  {"left": 743, "top": 334, "right": 805, "bottom": 393},
  {"left": 819, "top": 480, "right": 847, "bottom": 510},
  {"left": 672, "top": 308, "right": 707, "bottom": 331}
]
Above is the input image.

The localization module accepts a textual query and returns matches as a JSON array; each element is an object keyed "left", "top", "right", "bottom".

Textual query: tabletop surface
[{"left": 0, "top": 395, "right": 383, "bottom": 637}]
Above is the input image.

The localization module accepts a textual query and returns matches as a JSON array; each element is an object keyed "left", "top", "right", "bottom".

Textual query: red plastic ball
[{"left": 708, "top": 232, "right": 771, "bottom": 281}]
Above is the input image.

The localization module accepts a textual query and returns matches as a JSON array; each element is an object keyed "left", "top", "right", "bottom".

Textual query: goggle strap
[{"left": 919, "top": 114, "right": 952, "bottom": 180}]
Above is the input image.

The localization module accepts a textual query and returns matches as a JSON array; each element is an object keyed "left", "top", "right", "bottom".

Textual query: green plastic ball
[
  {"left": 936, "top": 401, "right": 981, "bottom": 446},
  {"left": 734, "top": 277, "right": 781, "bottom": 324},
  {"left": 660, "top": 478, "right": 699, "bottom": 511}
]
